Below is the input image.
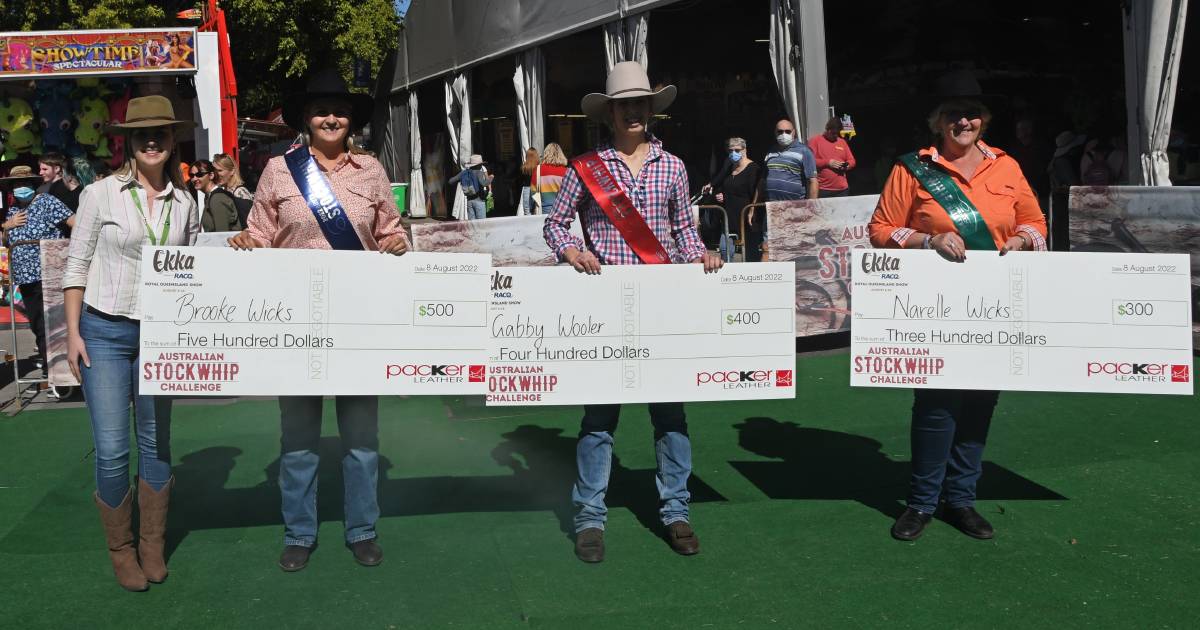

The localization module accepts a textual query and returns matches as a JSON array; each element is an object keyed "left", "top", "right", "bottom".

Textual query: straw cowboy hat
[
  {"left": 282, "top": 68, "right": 374, "bottom": 132},
  {"left": 107, "top": 95, "right": 196, "bottom": 131},
  {"left": 0, "top": 165, "right": 40, "bottom": 182},
  {"left": 464, "top": 154, "right": 485, "bottom": 168},
  {"left": 581, "top": 61, "right": 676, "bottom": 124}
]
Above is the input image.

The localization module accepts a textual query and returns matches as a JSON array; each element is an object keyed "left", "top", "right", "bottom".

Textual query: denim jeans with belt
[
  {"left": 279, "top": 395, "right": 380, "bottom": 547},
  {"left": 907, "top": 388, "right": 1000, "bottom": 514},
  {"left": 79, "top": 309, "right": 173, "bottom": 508},
  {"left": 572, "top": 402, "right": 692, "bottom": 532}
]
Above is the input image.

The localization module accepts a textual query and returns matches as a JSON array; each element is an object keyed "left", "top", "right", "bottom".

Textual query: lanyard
[{"left": 127, "top": 187, "right": 174, "bottom": 246}]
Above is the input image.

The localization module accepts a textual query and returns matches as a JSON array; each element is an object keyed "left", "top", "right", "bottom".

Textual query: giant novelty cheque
[
  {"left": 850, "top": 250, "right": 1193, "bottom": 394},
  {"left": 138, "top": 247, "right": 491, "bottom": 396},
  {"left": 140, "top": 249, "right": 797, "bottom": 404},
  {"left": 486, "top": 263, "right": 797, "bottom": 405}
]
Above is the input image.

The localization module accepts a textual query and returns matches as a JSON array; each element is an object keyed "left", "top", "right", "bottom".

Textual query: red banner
[
  {"left": 571, "top": 152, "right": 670, "bottom": 264},
  {"left": 0, "top": 28, "right": 197, "bottom": 78}
]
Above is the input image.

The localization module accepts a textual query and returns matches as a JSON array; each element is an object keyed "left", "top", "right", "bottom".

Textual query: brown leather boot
[
  {"left": 137, "top": 477, "right": 173, "bottom": 583},
  {"left": 95, "top": 490, "right": 148, "bottom": 592}
]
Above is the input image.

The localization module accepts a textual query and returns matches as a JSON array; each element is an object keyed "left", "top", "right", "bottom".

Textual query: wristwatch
[{"left": 922, "top": 234, "right": 933, "bottom": 249}]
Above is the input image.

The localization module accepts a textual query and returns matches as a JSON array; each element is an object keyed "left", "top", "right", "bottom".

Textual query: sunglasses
[
  {"left": 192, "top": 170, "right": 212, "bottom": 177},
  {"left": 944, "top": 110, "right": 982, "bottom": 121}
]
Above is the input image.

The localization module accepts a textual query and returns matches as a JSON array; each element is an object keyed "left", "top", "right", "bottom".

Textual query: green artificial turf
[{"left": 1, "top": 352, "right": 1197, "bottom": 628}]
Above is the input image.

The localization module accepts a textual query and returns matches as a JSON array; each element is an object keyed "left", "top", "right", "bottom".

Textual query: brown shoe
[
  {"left": 137, "top": 477, "right": 173, "bottom": 583},
  {"left": 279, "top": 545, "right": 313, "bottom": 572},
  {"left": 95, "top": 490, "right": 148, "bottom": 592},
  {"left": 665, "top": 521, "right": 700, "bottom": 555},
  {"left": 574, "top": 528, "right": 605, "bottom": 563},
  {"left": 349, "top": 539, "right": 383, "bottom": 567}
]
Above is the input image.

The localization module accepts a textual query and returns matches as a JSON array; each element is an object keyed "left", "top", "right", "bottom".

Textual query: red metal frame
[{"left": 200, "top": 0, "right": 239, "bottom": 161}]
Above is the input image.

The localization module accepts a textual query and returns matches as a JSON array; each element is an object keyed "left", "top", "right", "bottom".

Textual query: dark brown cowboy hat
[
  {"left": 107, "top": 95, "right": 197, "bottom": 131},
  {"left": 282, "top": 68, "right": 374, "bottom": 132}
]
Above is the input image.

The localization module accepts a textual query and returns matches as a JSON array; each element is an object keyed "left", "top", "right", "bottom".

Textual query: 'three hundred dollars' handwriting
[
  {"left": 173, "top": 292, "right": 294, "bottom": 326},
  {"left": 892, "top": 293, "right": 1013, "bottom": 320}
]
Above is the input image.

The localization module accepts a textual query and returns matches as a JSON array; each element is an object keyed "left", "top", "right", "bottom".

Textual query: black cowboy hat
[{"left": 281, "top": 68, "right": 374, "bottom": 132}]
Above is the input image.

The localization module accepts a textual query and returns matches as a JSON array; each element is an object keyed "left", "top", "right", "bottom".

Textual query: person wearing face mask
[
  {"left": 544, "top": 61, "right": 722, "bottom": 564},
  {"left": 63, "top": 95, "right": 201, "bottom": 591},
  {"left": 229, "top": 68, "right": 409, "bottom": 573},
  {"left": 763, "top": 119, "right": 819, "bottom": 202},
  {"left": 1, "top": 165, "right": 75, "bottom": 370},
  {"left": 868, "top": 98, "right": 1046, "bottom": 543},
  {"left": 706, "top": 138, "right": 761, "bottom": 258}
]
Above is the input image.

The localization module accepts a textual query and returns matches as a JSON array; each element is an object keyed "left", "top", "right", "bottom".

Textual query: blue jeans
[
  {"left": 279, "top": 396, "right": 380, "bottom": 547},
  {"left": 79, "top": 309, "right": 172, "bottom": 508},
  {"left": 519, "top": 186, "right": 531, "bottom": 214},
  {"left": 572, "top": 403, "right": 692, "bottom": 532},
  {"left": 907, "top": 389, "right": 999, "bottom": 514},
  {"left": 466, "top": 198, "right": 487, "bottom": 220}
]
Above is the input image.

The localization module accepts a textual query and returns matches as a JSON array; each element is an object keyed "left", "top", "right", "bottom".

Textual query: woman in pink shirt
[{"left": 230, "top": 69, "right": 408, "bottom": 572}]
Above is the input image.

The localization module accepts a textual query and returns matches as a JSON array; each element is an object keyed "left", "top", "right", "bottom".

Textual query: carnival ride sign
[{"left": 0, "top": 29, "right": 198, "bottom": 78}]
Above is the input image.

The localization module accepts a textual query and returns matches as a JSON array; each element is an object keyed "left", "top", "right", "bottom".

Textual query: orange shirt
[{"left": 868, "top": 142, "right": 1047, "bottom": 250}]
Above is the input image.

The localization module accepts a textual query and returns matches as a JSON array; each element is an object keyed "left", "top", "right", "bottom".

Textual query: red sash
[{"left": 571, "top": 151, "right": 671, "bottom": 264}]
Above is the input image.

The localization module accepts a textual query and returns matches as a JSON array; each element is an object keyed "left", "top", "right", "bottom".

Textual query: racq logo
[
  {"left": 152, "top": 249, "right": 195, "bottom": 279},
  {"left": 859, "top": 251, "right": 900, "bottom": 279},
  {"left": 696, "top": 368, "right": 791, "bottom": 389},
  {"left": 1085, "top": 361, "right": 1190, "bottom": 384},
  {"left": 385, "top": 364, "right": 486, "bottom": 384}
]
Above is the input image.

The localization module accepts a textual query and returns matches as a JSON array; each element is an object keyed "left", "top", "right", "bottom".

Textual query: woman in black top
[{"left": 711, "top": 137, "right": 761, "bottom": 260}]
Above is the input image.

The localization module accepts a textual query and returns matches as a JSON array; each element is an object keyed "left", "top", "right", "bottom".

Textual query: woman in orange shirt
[{"left": 869, "top": 98, "right": 1047, "bottom": 542}]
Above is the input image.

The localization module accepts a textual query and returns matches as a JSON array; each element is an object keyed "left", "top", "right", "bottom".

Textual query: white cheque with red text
[
  {"left": 486, "top": 263, "right": 797, "bottom": 405},
  {"left": 850, "top": 250, "right": 1193, "bottom": 394},
  {"left": 138, "top": 247, "right": 491, "bottom": 396}
]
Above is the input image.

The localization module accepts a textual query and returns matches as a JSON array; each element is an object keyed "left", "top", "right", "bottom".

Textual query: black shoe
[
  {"left": 574, "top": 528, "right": 605, "bottom": 563},
  {"left": 891, "top": 508, "right": 933, "bottom": 541},
  {"left": 944, "top": 506, "right": 995, "bottom": 539},
  {"left": 279, "top": 545, "right": 312, "bottom": 572},
  {"left": 349, "top": 539, "right": 383, "bottom": 566}
]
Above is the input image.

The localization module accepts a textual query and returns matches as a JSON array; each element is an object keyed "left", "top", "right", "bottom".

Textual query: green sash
[{"left": 898, "top": 151, "right": 995, "bottom": 251}]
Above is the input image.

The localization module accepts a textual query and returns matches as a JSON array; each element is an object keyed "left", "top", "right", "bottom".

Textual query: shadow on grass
[
  {"left": 164, "top": 425, "right": 726, "bottom": 559},
  {"left": 730, "top": 417, "right": 1067, "bottom": 520}
]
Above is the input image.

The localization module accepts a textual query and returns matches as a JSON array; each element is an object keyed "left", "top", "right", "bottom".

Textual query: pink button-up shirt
[{"left": 246, "top": 151, "right": 408, "bottom": 250}]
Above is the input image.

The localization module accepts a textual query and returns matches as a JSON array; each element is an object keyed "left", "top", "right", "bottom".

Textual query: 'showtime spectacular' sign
[{"left": 0, "top": 28, "right": 197, "bottom": 78}]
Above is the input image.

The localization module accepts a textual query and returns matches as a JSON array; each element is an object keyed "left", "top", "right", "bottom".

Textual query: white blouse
[{"left": 64, "top": 172, "right": 200, "bottom": 319}]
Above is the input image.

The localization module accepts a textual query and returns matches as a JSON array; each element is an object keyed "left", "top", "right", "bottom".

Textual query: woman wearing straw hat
[
  {"left": 63, "top": 95, "right": 201, "bottom": 591},
  {"left": 543, "top": 61, "right": 722, "bottom": 564},
  {"left": 229, "top": 68, "right": 409, "bottom": 572}
]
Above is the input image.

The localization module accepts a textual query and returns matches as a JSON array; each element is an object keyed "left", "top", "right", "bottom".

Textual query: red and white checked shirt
[{"left": 543, "top": 136, "right": 706, "bottom": 265}]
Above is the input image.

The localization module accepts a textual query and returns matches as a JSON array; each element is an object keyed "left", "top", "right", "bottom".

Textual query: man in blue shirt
[{"left": 763, "top": 118, "right": 818, "bottom": 201}]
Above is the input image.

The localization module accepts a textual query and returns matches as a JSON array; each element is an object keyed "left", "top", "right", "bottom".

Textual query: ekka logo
[
  {"left": 1171, "top": 364, "right": 1190, "bottom": 383},
  {"left": 468, "top": 365, "right": 486, "bottom": 383}
]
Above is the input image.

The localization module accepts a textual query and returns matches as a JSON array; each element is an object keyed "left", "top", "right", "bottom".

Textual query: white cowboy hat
[
  {"left": 581, "top": 61, "right": 676, "bottom": 124},
  {"left": 464, "top": 154, "right": 485, "bottom": 168}
]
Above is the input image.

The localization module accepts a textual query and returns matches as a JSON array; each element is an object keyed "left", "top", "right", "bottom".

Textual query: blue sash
[{"left": 284, "top": 147, "right": 364, "bottom": 250}]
